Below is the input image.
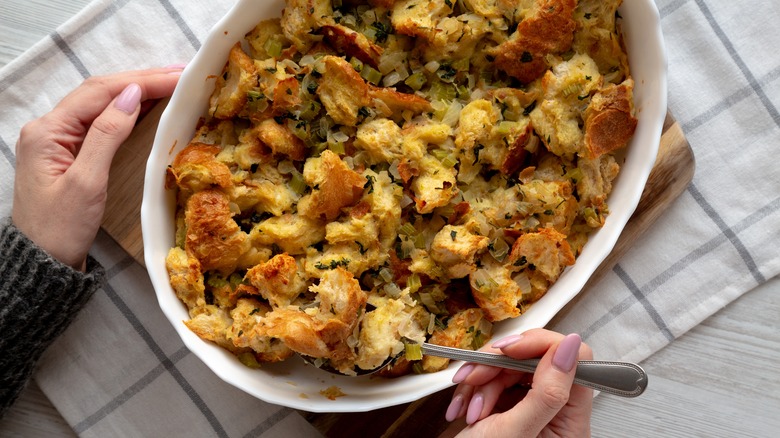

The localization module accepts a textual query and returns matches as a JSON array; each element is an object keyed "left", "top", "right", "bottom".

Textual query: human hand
[
  {"left": 11, "top": 67, "right": 183, "bottom": 270},
  {"left": 442, "top": 329, "right": 593, "bottom": 438}
]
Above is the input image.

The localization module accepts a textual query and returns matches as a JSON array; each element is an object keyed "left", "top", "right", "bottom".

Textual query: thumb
[
  {"left": 72, "top": 82, "right": 142, "bottom": 178},
  {"left": 502, "top": 333, "right": 581, "bottom": 436}
]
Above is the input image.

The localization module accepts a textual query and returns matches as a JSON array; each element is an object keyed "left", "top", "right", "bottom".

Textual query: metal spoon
[
  {"left": 422, "top": 343, "right": 648, "bottom": 397},
  {"left": 303, "top": 343, "right": 648, "bottom": 397}
]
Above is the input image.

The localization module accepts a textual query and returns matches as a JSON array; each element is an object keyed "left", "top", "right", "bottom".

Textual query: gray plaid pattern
[{"left": 1, "top": 0, "right": 778, "bottom": 436}]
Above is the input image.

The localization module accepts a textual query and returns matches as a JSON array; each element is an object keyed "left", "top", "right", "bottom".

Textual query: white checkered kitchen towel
[{"left": 1, "top": 0, "right": 779, "bottom": 436}]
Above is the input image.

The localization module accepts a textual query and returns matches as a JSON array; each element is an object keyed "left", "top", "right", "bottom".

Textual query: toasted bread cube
[
  {"left": 431, "top": 224, "right": 490, "bottom": 279},
  {"left": 167, "top": 143, "right": 233, "bottom": 193},
  {"left": 251, "top": 213, "right": 325, "bottom": 255},
  {"left": 316, "top": 56, "right": 371, "bottom": 126},
  {"left": 584, "top": 79, "right": 637, "bottom": 158},
  {"left": 422, "top": 308, "right": 492, "bottom": 371},
  {"left": 245, "top": 254, "right": 307, "bottom": 308},
  {"left": 184, "top": 190, "right": 249, "bottom": 274},
  {"left": 299, "top": 150, "right": 367, "bottom": 221},
  {"left": 166, "top": 247, "right": 205, "bottom": 310},
  {"left": 208, "top": 43, "right": 258, "bottom": 119},
  {"left": 254, "top": 118, "right": 307, "bottom": 161}
]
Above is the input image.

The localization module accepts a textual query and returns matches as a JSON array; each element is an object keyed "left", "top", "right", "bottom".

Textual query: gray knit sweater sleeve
[{"left": 0, "top": 217, "right": 105, "bottom": 418}]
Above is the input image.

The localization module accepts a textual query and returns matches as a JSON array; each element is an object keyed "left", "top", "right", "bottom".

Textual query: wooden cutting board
[{"left": 102, "top": 106, "right": 694, "bottom": 437}]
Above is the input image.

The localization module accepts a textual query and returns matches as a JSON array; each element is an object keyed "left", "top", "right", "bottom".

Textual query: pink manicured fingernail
[
  {"left": 445, "top": 394, "right": 463, "bottom": 422},
  {"left": 164, "top": 63, "right": 188, "bottom": 69},
  {"left": 114, "top": 83, "right": 142, "bottom": 114},
  {"left": 491, "top": 334, "right": 523, "bottom": 349},
  {"left": 452, "top": 363, "right": 475, "bottom": 384},
  {"left": 552, "top": 333, "right": 582, "bottom": 373},
  {"left": 466, "top": 392, "right": 483, "bottom": 425}
]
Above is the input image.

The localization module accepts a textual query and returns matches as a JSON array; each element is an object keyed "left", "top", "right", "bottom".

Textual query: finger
[
  {"left": 52, "top": 68, "right": 181, "bottom": 126},
  {"left": 502, "top": 333, "right": 582, "bottom": 436},
  {"left": 457, "top": 329, "right": 560, "bottom": 386},
  {"left": 446, "top": 383, "right": 474, "bottom": 422},
  {"left": 465, "top": 376, "right": 509, "bottom": 424},
  {"left": 69, "top": 83, "right": 142, "bottom": 179},
  {"left": 560, "top": 340, "right": 594, "bottom": 427}
]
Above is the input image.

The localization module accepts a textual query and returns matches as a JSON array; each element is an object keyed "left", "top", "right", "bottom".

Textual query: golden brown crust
[
  {"left": 281, "top": 0, "right": 334, "bottom": 51},
  {"left": 259, "top": 268, "right": 367, "bottom": 373},
  {"left": 245, "top": 253, "right": 306, "bottom": 307},
  {"left": 493, "top": 0, "right": 577, "bottom": 83},
  {"left": 165, "top": 247, "right": 205, "bottom": 310},
  {"left": 584, "top": 79, "right": 638, "bottom": 158},
  {"left": 316, "top": 56, "right": 371, "bottom": 126},
  {"left": 255, "top": 118, "right": 308, "bottom": 161},
  {"left": 320, "top": 24, "right": 383, "bottom": 68},
  {"left": 184, "top": 190, "right": 248, "bottom": 273},
  {"left": 271, "top": 77, "right": 302, "bottom": 117},
  {"left": 507, "top": 227, "right": 575, "bottom": 301},
  {"left": 208, "top": 43, "right": 257, "bottom": 119},
  {"left": 302, "top": 150, "right": 367, "bottom": 221},
  {"left": 368, "top": 85, "right": 433, "bottom": 115},
  {"left": 168, "top": 142, "right": 233, "bottom": 192},
  {"left": 423, "top": 308, "right": 492, "bottom": 371}
]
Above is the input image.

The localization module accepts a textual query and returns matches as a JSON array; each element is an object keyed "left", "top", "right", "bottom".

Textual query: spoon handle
[{"left": 422, "top": 343, "right": 648, "bottom": 398}]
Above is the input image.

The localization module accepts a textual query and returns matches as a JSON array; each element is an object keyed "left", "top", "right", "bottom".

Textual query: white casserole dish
[{"left": 142, "top": 0, "right": 667, "bottom": 413}]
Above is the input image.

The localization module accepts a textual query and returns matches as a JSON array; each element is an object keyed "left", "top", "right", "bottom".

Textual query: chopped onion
[
  {"left": 384, "top": 282, "right": 402, "bottom": 298},
  {"left": 331, "top": 130, "right": 350, "bottom": 143},
  {"left": 425, "top": 60, "right": 441, "bottom": 73},
  {"left": 379, "top": 267, "right": 394, "bottom": 283},
  {"left": 299, "top": 54, "right": 316, "bottom": 66},
  {"left": 489, "top": 237, "right": 510, "bottom": 262},
  {"left": 442, "top": 101, "right": 463, "bottom": 126},
  {"left": 512, "top": 272, "right": 532, "bottom": 294},
  {"left": 389, "top": 160, "right": 402, "bottom": 181},
  {"left": 382, "top": 71, "right": 403, "bottom": 87},
  {"left": 277, "top": 160, "right": 295, "bottom": 174}
]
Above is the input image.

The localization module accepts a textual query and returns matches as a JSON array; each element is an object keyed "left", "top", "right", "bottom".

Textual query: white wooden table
[{"left": 2, "top": 1, "right": 779, "bottom": 436}]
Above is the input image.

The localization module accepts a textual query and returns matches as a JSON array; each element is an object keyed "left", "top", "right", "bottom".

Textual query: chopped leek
[
  {"left": 404, "top": 71, "right": 427, "bottom": 90},
  {"left": 404, "top": 342, "right": 423, "bottom": 361},
  {"left": 263, "top": 38, "right": 283, "bottom": 58},
  {"left": 328, "top": 141, "right": 346, "bottom": 155},
  {"left": 360, "top": 65, "right": 382, "bottom": 85},
  {"left": 298, "top": 101, "right": 321, "bottom": 120},
  {"left": 496, "top": 121, "right": 515, "bottom": 135},
  {"left": 399, "top": 222, "right": 417, "bottom": 236},
  {"left": 430, "top": 149, "right": 449, "bottom": 161},
  {"left": 350, "top": 56, "right": 364, "bottom": 73},
  {"left": 429, "top": 81, "right": 457, "bottom": 102},
  {"left": 440, "top": 154, "right": 458, "bottom": 168},
  {"left": 384, "top": 282, "right": 402, "bottom": 298},
  {"left": 237, "top": 352, "right": 262, "bottom": 368},
  {"left": 407, "top": 273, "right": 422, "bottom": 293},
  {"left": 451, "top": 57, "right": 470, "bottom": 72},
  {"left": 564, "top": 167, "right": 584, "bottom": 184},
  {"left": 289, "top": 171, "right": 307, "bottom": 194},
  {"left": 413, "top": 233, "right": 426, "bottom": 249}
]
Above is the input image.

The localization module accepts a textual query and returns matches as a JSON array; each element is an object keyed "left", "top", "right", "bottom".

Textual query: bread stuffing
[{"left": 166, "top": 0, "right": 636, "bottom": 376}]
